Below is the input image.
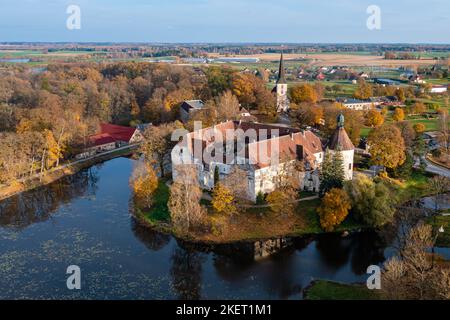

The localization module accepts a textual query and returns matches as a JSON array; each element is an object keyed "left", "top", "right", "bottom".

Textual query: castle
[{"left": 171, "top": 115, "right": 354, "bottom": 202}]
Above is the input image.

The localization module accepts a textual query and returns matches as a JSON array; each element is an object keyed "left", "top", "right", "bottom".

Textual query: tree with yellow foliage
[
  {"left": 392, "top": 108, "right": 405, "bottom": 122},
  {"left": 130, "top": 161, "right": 158, "bottom": 208},
  {"left": 211, "top": 182, "right": 236, "bottom": 215},
  {"left": 353, "top": 78, "right": 373, "bottom": 100},
  {"left": 413, "top": 123, "right": 426, "bottom": 134},
  {"left": 44, "top": 129, "right": 65, "bottom": 169},
  {"left": 266, "top": 188, "right": 297, "bottom": 215},
  {"left": 365, "top": 109, "right": 384, "bottom": 127},
  {"left": 232, "top": 73, "right": 256, "bottom": 107},
  {"left": 368, "top": 124, "right": 406, "bottom": 170},
  {"left": 289, "top": 84, "right": 318, "bottom": 104},
  {"left": 317, "top": 188, "right": 351, "bottom": 232}
]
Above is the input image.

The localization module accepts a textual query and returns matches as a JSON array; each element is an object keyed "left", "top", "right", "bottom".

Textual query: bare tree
[
  {"left": 222, "top": 166, "right": 249, "bottom": 203},
  {"left": 428, "top": 176, "right": 450, "bottom": 213},
  {"left": 215, "top": 90, "right": 240, "bottom": 122},
  {"left": 169, "top": 165, "right": 207, "bottom": 235},
  {"left": 381, "top": 222, "right": 450, "bottom": 300}
]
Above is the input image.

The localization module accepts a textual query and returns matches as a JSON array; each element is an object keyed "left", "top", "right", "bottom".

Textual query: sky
[{"left": 0, "top": 0, "right": 449, "bottom": 43}]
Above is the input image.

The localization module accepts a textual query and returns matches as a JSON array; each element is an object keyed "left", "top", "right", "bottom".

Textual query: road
[{"left": 423, "top": 157, "right": 450, "bottom": 178}]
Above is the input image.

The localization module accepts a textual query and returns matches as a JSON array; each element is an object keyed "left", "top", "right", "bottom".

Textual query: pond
[{"left": 0, "top": 157, "right": 445, "bottom": 299}]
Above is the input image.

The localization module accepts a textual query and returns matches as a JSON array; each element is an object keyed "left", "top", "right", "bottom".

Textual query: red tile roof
[
  {"left": 328, "top": 127, "right": 354, "bottom": 151},
  {"left": 88, "top": 133, "right": 116, "bottom": 147},
  {"left": 100, "top": 123, "right": 136, "bottom": 142}
]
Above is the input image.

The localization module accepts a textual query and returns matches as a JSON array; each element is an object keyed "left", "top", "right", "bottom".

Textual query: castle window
[{"left": 348, "top": 163, "right": 352, "bottom": 170}]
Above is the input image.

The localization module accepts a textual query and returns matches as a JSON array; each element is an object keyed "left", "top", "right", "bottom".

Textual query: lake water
[
  {"left": 0, "top": 58, "right": 30, "bottom": 63},
  {"left": 0, "top": 157, "right": 445, "bottom": 299}
]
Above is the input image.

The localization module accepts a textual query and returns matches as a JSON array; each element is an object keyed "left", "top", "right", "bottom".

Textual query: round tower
[{"left": 328, "top": 114, "right": 355, "bottom": 180}]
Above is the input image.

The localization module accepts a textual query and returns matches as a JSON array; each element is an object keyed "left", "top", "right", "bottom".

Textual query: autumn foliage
[
  {"left": 130, "top": 162, "right": 158, "bottom": 208},
  {"left": 365, "top": 109, "right": 384, "bottom": 127},
  {"left": 392, "top": 108, "right": 405, "bottom": 122},
  {"left": 317, "top": 188, "right": 351, "bottom": 232},
  {"left": 368, "top": 124, "right": 406, "bottom": 170},
  {"left": 212, "top": 183, "right": 236, "bottom": 214}
]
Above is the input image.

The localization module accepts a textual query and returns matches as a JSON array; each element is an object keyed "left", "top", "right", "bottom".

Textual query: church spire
[{"left": 276, "top": 50, "right": 286, "bottom": 84}]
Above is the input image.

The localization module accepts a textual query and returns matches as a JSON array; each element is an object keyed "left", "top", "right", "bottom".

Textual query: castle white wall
[
  {"left": 328, "top": 149, "right": 354, "bottom": 180},
  {"left": 276, "top": 83, "right": 289, "bottom": 112}
]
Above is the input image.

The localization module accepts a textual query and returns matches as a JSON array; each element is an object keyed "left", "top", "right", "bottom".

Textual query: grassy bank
[
  {"left": 138, "top": 190, "right": 367, "bottom": 243},
  {"left": 136, "top": 169, "right": 435, "bottom": 244},
  {"left": 304, "top": 280, "right": 380, "bottom": 300}
]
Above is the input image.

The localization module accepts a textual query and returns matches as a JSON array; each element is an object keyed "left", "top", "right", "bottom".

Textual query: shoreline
[
  {"left": 0, "top": 146, "right": 137, "bottom": 202},
  {"left": 131, "top": 204, "right": 370, "bottom": 245}
]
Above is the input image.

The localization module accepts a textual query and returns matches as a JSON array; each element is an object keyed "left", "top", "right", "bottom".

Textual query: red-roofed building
[
  {"left": 75, "top": 123, "right": 144, "bottom": 159},
  {"left": 172, "top": 121, "right": 327, "bottom": 201},
  {"left": 99, "top": 123, "right": 143, "bottom": 145}
]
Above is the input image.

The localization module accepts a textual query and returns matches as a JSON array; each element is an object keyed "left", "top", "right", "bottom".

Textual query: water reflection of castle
[{"left": 132, "top": 225, "right": 386, "bottom": 300}]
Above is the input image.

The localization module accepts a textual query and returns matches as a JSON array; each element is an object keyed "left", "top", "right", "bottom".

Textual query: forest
[{"left": 0, "top": 62, "right": 275, "bottom": 184}]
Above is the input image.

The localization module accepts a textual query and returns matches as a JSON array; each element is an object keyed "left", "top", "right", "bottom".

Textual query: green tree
[
  {"left": 345, "top": 175, "right": 397, "bottom": 228},
  {"left": 319, "top": 150, "right": 345, "bottom": 197}
]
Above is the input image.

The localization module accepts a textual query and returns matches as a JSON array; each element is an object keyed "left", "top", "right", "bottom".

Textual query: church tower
[
  {"left": 273, "top": 51, "right": 289, "bottom": 112},
  {"left": 328, "top": 114, "right": 355, "bottom": 180}
]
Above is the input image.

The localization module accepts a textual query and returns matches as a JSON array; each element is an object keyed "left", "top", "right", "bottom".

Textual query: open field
[{"left": 208, "top": 53, "right": 443, "bottom": 67}]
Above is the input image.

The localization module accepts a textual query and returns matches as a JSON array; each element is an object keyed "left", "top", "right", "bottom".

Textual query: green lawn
[
  {"left": 425, "top": 78, "right": 450, "bottom": 85},
  {"left": 144, "top": 181, "right": 170, "bottom": 223},
  {"left": 295, "top": 198, "right": 366, "bottom": 235},
  {"left": 360, "top": 127, "right": 372, "bottom": 138},
  {"left": 0, "top": 50, "right": 40, "bottom": 57},
  {"left": 304, "top": 280, "right": 380, "bottom": 300},
  {"left": 408, "top": 118, "right": 441, "bottom": 131},
  {"left": 395, "top": 170, "right": 433, "bottom": 202}
]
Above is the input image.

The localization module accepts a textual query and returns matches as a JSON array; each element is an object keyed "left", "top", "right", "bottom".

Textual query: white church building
[{"left": 272, "top": 52, "right": 290, "bottom": 113}]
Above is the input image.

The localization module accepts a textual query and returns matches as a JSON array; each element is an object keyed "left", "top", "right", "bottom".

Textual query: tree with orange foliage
[
  {"left": 317, "top": 188, "right": 351, "bottom": 232},
  {"left": 365, "top": 109, "right": 384, "bottom": 127},
  {"left": 232, "top": 73, "right": 257, "bottom": 107},
  {"left": 392, "top": 108, "right": 405, "bottom": 122},
  {"left": 368, "top": 124, "right": 406, "bottom": 170},
  {"left": 289, "top": 84, "right": 318, "bottom": 104},
  {"left": 413, "top": 123, "right": 426, "bottom": 134},
  {"left": 353, "top": 78, "right": 373, "bottom": 100}
]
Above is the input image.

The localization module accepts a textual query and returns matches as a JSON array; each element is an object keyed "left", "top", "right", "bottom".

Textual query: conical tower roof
[
  {"left": 328, "top": 114, "right": 354, "bottom": 151},
  {"left": 276, "top": 51, "right": 286, "bottom": 84}
]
